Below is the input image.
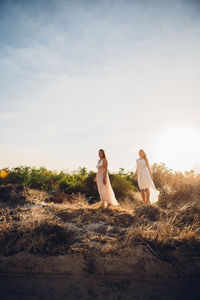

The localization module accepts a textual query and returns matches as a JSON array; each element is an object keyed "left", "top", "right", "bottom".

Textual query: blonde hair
[
  {"left": 139, "top": 149, "right": 148, "bottom": 165},
  {"left": 99, "top": 149, "right": 106, "bottom": 159}
]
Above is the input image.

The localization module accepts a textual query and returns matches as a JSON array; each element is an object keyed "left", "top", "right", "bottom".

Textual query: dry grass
[
  {"left": 0, "top": 183, "right": 199, "bottom": 274},
  {"left": 0, "top": 204, "right": 75, "bottom": 256},
  {"left": 122, "top": 210, "right": 200, "bottom": 274}
]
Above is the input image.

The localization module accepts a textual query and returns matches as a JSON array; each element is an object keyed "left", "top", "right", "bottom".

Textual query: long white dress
[
  {"left": 136, "top": 159, "right": 159, "bottom": 204},
  {"left": 96, "top": 159, "right": 118, "bottom": 206}
]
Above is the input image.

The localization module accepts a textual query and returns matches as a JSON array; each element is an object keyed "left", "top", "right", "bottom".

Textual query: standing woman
[
  {"left": 94, "top": 149, "right": 118, "bottom": 208},
  {"left": 136, "top": 149, "right": 159, "bottom": 205}
]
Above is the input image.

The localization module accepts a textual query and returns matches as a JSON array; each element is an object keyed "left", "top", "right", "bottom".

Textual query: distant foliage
[
  {"left": 0, "top": 166, "right": 136, "bottom": 201},
  {"left": 152, "top": 163, "right": 200, "bottom": 208},
  {"left": 151, "top": 163, "right": 199, "bottom": 191},
  {"left": 1, "top": 164, "right": 200, "bottom": 204}
]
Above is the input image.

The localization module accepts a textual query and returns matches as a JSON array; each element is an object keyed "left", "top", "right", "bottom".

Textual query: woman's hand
[{"left": 103, "top": 176, "right": 106, "bottom": 185}]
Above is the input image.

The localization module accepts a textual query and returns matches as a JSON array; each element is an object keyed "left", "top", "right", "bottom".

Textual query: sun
[{"left": 155, "top": 127, "right": 200, "bottom": 172}]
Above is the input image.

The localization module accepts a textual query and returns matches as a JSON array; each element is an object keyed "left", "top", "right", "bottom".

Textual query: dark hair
[{"left": 99, "top": 149, "right": 106, "bottom": 159}]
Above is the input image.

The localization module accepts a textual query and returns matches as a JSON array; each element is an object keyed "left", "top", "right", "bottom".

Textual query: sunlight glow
[{"left": 155, "top": 127, "right": 200, "bottom": 172}]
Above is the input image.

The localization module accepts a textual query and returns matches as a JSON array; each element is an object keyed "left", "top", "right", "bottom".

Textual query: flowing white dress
[
  {"left": 136, "top": 159, "right": 159, "bottom": 204},
  {"left": 96, "top": 159, "right": 118, "bottom": 206}
]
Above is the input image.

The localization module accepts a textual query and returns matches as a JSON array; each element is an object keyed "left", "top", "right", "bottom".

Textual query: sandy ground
[{"left": 0, "top": 273, "right": 200, "bottom": 300}]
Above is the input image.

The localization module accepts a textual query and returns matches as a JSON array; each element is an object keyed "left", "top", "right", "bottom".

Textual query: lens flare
[{"left": 0, "top": 171, "right": 9, "bottom": 178}]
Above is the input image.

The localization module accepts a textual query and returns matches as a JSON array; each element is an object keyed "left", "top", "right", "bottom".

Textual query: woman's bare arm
[
  {"left": 146, "top": 160, "right": 153, "bottom": 179},
  {"left": 135, "top": 167, "right": 138, "bottom": 180},
  {"left": 102, "top": 158, "right": 108, "bottom": 184}
]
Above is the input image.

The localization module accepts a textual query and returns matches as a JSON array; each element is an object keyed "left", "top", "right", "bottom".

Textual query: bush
[
  {"left": 5, "top": 167, "right": 32, "bottom": 186},
  {"left": 1, "top": 165, "right": 200, "bottom": 204},
  {"left": 29, "top": 167, "right": 53, "bottom": 190},
  {"left": 157, "top": 183, "right": 200, "bottom": 209},
  {"left": 0, "top": 167, "right": 137, "bottom": 202},
  {"left": 109, "top": 174, "right": 135, "bottom": 199},
  {"left": 0, "top": 221, "right": 75, "bottom": 256},
  {"left": 0, "top": 184, "right": 28, "bottom": 206},
  {"left": 84, "top": 171, "right": 99, "bottom": 200}
]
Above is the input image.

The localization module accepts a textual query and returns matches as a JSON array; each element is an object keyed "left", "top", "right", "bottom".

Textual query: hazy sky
[{"left": 0, "top": 0, "right": 200, "bottom": 172}]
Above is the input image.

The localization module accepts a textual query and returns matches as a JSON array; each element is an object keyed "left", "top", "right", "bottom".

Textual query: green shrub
[
  {"left": 1, "top": 165, "right": 199, "bottom": 203},
  {"left": 109, "top": 174, "right": 135, "bottom": 199},
  {"left": 84, "top": 171, "right": 99, "bottom": 201},
  {"left": 5, "top": 166, "right": 32, "bottom": 186}
]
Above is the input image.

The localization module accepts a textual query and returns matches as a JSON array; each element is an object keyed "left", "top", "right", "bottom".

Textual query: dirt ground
[{"left": 0, "top": 273, "right": 200, "bottom": 300}]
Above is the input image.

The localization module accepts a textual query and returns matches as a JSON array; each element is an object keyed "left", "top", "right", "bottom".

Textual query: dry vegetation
[
  {"left": 0, "top": 182, "right": 199, "bottom": 281},
  {"left": 0, "top": 181, "right": 200, "bottom": 300}
]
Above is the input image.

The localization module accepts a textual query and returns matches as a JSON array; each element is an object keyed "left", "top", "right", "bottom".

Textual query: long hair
[
  {"left": 99, "top": 149, "right": 106, "bottom": 159},
  {"left": 139, "top": 149, "right": 148, "bottom": 165}
]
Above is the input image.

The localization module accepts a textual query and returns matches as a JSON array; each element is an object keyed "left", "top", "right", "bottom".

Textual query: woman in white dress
[
  {"left": 136, "top": 149, "right": 159, "bottom": 205},
  {"left": 94, "top": 149, "right": 118, "bottom": 208}
]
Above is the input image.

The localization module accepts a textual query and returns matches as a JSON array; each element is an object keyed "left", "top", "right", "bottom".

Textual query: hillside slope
[{"left": 0, "top": 184, "right": 200, "bottom": 299}]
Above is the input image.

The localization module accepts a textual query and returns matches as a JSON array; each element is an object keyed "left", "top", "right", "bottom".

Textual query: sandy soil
[{"left": 0, "top": 273, "right": 200, "bottom": 300}]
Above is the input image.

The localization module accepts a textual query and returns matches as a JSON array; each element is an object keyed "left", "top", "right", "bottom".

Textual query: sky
[{"left": 0, "top": 0, "right": 200, "bottom": 172}]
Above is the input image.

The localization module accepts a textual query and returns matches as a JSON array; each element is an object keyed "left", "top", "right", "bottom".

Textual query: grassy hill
[{"left": 0, "top": 182, "right": 199, "bottom": 299}]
